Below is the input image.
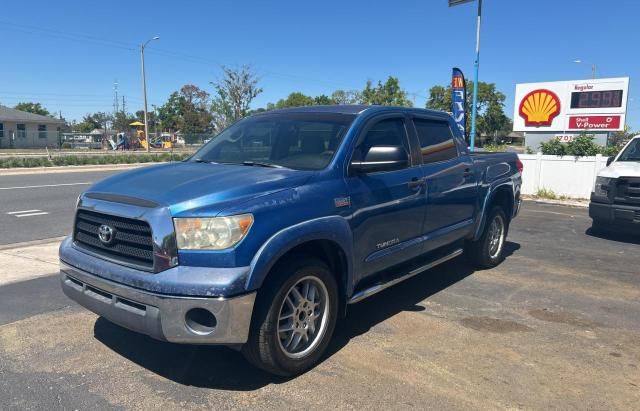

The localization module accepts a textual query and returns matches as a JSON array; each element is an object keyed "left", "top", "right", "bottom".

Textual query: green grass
[
  {"left": 535, "top": 188, "right": 558, "bottom": 200},
  {"left": 482, "top": 144, "right": 508, "bottom": 152},
  {"left": 0, "top": 153, "right": 191, "bottom": 169}
]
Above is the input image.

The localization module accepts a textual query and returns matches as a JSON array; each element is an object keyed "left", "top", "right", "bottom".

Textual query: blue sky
[{"left": 1, "top": 0, "right": 638, "bottom": 129}]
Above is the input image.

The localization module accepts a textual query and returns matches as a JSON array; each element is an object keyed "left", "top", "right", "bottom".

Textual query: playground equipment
[{"left": 129, "top": 121, "right": 174, "bottom": 150}]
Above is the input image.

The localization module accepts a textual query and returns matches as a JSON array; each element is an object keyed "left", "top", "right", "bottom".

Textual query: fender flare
[
  {"left": 246, "top": 216, "right": 354, "bottom": 295},
  {"left": 473, "top": 180, "right": 516, "bottom": 240}
]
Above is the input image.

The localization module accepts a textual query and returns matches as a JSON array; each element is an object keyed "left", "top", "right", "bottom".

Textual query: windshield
[
  {"left": 617, "top": 138, "right": 640, "bottom": 162},
  {"left": 190, "top": 112, "right": 356, "bottom": 170}
]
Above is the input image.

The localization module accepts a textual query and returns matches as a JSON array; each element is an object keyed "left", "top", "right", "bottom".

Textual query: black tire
[
  {"left": 590, "top": 220, "right": 608, "bottom": 234},
  {"left": 465, "top": 206, "right": 509, "bottom": 269},
  {"left": 242, "top": 256, "right": 339, "bottom": 376}
]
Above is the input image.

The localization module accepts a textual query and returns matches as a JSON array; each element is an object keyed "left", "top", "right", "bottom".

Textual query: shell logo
[{"left": 519, "top": 89, "right": 561, "bottom": 126}]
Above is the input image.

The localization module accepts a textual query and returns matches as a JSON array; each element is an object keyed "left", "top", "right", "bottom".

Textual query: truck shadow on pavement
[
  {"left": 93, "top": 241, "right": 520, "bottom": 391},
  {"left": 585, "top": 228, "right": 640, "bottom": 245}
]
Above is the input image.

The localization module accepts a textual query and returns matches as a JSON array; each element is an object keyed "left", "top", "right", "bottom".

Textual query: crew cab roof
[{"left": 255, "top": 104, "right": 451, "bottom": 119}]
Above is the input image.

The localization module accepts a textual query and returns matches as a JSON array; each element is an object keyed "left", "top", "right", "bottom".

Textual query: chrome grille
[{"left": 73, "top": 209, "right": 154, "bottom": 270}]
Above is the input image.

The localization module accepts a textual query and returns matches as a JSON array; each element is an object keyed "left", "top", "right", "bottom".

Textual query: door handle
[
  {"left": 408, "top": 177, "right": 425, "bottom": 190},
  {"left": 463, "top": 168, "right": 474, "bottom": 177}
]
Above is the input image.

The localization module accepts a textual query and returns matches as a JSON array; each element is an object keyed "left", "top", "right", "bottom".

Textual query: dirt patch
[
  {"left": 528, "top": 309, "right": 600, "bottom": 328},
  {"left": 459, "top": 317, "right": 533, "bottom": 333}
]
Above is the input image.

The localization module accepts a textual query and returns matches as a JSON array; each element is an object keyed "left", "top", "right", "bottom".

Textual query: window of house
[
  {"left": 38, "top": 124, "right": 47, "bottom": 139},
  {"left": 0, "top": 123, "right": 4, "bottom": 138},
  {"left": 413, "top": 119, "right": 458, "bottom": 164},
  {"left": 17, "top": 124, "right": 26, "bottom": 139}
]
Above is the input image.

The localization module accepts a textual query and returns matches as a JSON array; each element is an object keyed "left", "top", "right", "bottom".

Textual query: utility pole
[
  {"left": 113, "top": 80, "right": 119, "bottom": 117},
  {"left": 122, "top": 96, "right": 126, "bottom": 114},
  {"left": 140, "top": 36, "right": 160, "bottom": 152}
]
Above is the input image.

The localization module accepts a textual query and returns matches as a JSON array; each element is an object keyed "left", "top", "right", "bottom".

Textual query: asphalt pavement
[
  {"left": 0, "top": 202, "right": 638, "bottom": 409},
  {"left": 0, "top": 170, "right": 120, "bottom": 245}
]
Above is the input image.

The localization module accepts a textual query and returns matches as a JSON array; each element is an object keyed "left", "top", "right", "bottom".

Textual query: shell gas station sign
[{"left": 513, "top": 77, "right": 629, "bottom": 132}]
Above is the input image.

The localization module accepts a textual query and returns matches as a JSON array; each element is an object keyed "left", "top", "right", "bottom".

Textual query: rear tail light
[{"left": 516, "top": 158, "right": 524, "bottom": 174}]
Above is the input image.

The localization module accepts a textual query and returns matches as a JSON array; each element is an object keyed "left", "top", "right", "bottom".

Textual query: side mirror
[
  {"left": 350, "top": 145, "right": 408, "bottom": 173},
  {"left": 606, "top": 156, "right": 614, "bottom": 167}
]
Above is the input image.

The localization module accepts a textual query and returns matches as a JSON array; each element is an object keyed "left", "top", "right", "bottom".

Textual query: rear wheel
[
  {"left": 466, "top": 206, "right": 509, "bottom": 268},
  {"left": 242, "top": 257, "right": 338, "bottom": 376}
]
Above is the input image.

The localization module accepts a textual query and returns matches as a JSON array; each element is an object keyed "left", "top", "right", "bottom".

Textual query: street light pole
[{"left": 140, "top": 36, "right": 159, "bottom": 152}]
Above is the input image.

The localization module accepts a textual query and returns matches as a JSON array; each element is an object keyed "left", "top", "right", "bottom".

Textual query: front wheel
[
  {"left": 242, "top": 257, "right": 338, "bottom": 376},
  {"left": 465, "top": 206, "right": 509, "bottom": 268}
]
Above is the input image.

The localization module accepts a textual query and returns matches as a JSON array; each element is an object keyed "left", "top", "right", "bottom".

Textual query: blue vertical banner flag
[{"left": 451, "top": 67, "right": 467, "bottom": 139}]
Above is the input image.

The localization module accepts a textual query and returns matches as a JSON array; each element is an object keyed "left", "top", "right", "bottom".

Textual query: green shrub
[
  {"left": 535, "top": 188, "right": 557, "bottom": 200},
  {"left": 0, "top": 151, "right": 194, "bottom": 168},
  {"left": 483, "top": 144, "right": 507, "bottom": 152},
  {"left": 22, "top": 157, "right": 46, "bottom": 167},
  {"left": 540, "top": 138, "right": 566, "bottom": 156},
  {"left": 599, "top": 145, "right": 620, "bottom": 157},
  {"left": 566, "top": 135, "right": 600, "bottom": 157}
]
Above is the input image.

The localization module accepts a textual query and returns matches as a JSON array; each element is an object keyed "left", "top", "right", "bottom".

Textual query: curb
[
  {"left": 0, "top": 163, "right": 156, "bottom": 176},
  {"left": 522, "top": 197, "right": 588, "bottom": 209},
  {"left": 0, "top": 236, "right": 65, "bottom": 251}
]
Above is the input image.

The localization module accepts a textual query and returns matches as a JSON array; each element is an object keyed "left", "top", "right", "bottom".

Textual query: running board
[{"left": 347, "top": 248, "right": 464, "bottom": 304}]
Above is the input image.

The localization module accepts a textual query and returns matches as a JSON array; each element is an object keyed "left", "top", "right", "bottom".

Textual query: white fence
[{"left": 519, "top": 153, "right": 609, "bottom": 199}]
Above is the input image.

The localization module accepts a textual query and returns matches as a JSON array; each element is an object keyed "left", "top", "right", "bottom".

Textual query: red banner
[{"left": 568, "top": 115, "right": 621, "bottom": 130}]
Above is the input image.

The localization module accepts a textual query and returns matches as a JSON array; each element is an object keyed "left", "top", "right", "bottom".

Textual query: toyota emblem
[{"left": 98, "top": 224, "right": 116, "bottom": 245}]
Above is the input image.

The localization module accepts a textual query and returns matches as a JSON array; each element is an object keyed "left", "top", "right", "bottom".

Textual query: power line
[{"left": 0, "top": 20, "right": 372, "bottom": 92}]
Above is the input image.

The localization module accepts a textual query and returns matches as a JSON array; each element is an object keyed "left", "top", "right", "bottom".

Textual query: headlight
[
  {"left": 174, "top": 214, "right": 253, "bottom": 250},
  {"left": 593, "top": 177, "right": 613, "bottom": 197}
]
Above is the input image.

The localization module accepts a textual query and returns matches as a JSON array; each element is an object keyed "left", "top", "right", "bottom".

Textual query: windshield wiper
[
  {"left": 192, "top": 158, "right": 217, "bottom": 164},
  {"left": 241, "top": 161, "right": 283, "bottom": 168}
]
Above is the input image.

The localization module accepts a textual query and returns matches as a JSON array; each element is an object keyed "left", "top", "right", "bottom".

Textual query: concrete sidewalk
[{"left": 0, "top": 238, "right": 62, "bottom": 286}]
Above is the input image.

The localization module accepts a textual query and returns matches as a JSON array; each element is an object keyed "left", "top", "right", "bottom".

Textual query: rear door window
[{"left": 413, "top": 119, "right": 458, "bottom": 164}]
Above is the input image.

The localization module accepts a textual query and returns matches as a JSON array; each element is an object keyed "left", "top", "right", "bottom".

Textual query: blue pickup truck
[{"left": 60, "top": 105, "right": 522, "bottom": 376}]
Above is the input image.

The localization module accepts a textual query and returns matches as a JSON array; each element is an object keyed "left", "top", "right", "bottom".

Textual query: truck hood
[
  {"left": 598, "top": 161, "right": 640, "bottom": 179},
  {"left": 86, "top": 162, "right": 313, "bottom": 216}
]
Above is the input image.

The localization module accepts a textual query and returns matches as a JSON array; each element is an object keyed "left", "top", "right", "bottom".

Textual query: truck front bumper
[
  {"left": 589, "top": 200, "right": 640, "bottom": 231},
  {"left": 61, "top": 261, "right": 256, "bottom": 345}
]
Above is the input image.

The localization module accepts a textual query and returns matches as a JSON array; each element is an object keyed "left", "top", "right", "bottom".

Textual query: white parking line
[
  {"left": 6, "top": 210, "right": 49, "bottom": 218},
  {"left": 15, "top": 212, "right": 49, "bottom": 217},
  {"left": 7, "top": 210, "right": 41, "bottom": 214},
  {"left": 0, "top": 182, "right": 92, "bottom": 190}
]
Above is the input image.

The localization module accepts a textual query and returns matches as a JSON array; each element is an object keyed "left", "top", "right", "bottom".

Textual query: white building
[{"left": 0, "top": 105, "right": 66, "bottom": 148}]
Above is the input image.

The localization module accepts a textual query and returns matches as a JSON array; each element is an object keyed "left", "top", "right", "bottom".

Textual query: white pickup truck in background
[{"left": 590, "top": 135, "right": 640, "bottom": 233}]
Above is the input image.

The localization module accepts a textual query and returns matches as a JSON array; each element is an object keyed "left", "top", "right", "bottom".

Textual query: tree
[
  {"left": 211, "top": 65, "right": 262, "bottom": 130},
  {"left": 331, "top": 89, "right": 362, "bottom": 105},
  {"left": 157, "top": 92, "right": 184, "bottom": 131},
  {"left": 313, "top": 94, "right": 335, "bottom": 105},
  {"left": 609, "top": 125, "right": 635, "bottom": 147},
  {"left": 14, "top": 102, "right": 50, "bottom": 116},
  {"left": 426, "top": 81, "right": 510, "bottom": 143},
  {"left": 156, "top": 85, "right": 212, "bottom": 134},
  {"left": 361, "top": 77, "right": 412, "bottom": 107},
  {"left": 274, "top": 92, "right": 315, "bottom": 109},
  {"left": 72, "top": 112, "right": 111, "bottom": 132},
  {"left": 113, "top": 111, "right": 137, "bottom": 131}
]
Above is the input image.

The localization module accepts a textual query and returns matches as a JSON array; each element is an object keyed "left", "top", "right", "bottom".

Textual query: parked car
[
  {"left": 590, "top": 135, "right": 640, "bottom": 233},
  {"left": 59, "top": 105, "right": 522, "bottom": 376}
]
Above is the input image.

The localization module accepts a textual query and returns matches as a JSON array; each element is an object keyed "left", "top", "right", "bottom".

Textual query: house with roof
[{"left": 0, "top": 105, "right": 66, "bottom": 148}]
